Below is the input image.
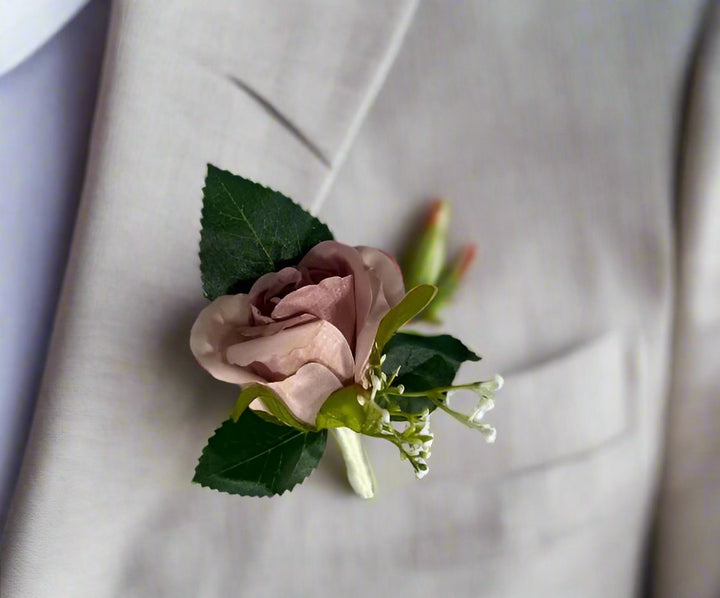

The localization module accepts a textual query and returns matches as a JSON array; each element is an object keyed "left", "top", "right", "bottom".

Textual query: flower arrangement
[{"left": 190, "top": 166, "right": 501, "bottom": 498}]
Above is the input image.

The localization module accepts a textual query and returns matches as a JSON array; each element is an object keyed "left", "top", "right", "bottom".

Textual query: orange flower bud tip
[
  {"left": 425, "top": 199, "right": 450, "bottom": 229},
  {"left": 458, "top": 243, "right": 478, "bottom": 277}
]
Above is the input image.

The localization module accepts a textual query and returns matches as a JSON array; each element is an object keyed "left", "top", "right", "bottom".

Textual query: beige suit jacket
[{"left": 2, "top": 2, "right": 718, "bottom": 597}]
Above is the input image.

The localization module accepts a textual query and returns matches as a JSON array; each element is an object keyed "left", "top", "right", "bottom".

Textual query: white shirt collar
[{"left": 0, "top": 0, "right": 90, "bottom": 76}]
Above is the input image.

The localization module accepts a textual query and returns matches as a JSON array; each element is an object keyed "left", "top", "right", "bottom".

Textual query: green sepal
[
  {"left": 315, "top": 385, "right": 382, "bottom": 434},
  {"left": 200, "top": 165, "right": 333, "bottom": 300},
  {"left": 253, "top": 410, "right": 285, "bottom": 426},
  {"left": 193, "top": 409, "right": 327, "bottom": 496},
  {"left": 374, "top": 284, "right": 437, "bottom": 353},
  {"left": 315, "top": 386, "right": 366, "bottom": 432},
  {"left": 230, "top": 384, "right": 313, "bottom": 432},
  {"left": 382, "top": 332, "right": 481, "bottom": 415}
]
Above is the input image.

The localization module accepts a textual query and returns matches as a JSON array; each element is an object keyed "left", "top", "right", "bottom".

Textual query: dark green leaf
[
  {"left": 193, "top": 409, "right": 327, "bottom": 496},
  {"left": 382, "top": 332, "right": 480, "bottom": 414},
  {"left": 200, "top": 165, "right": 333, "bottom": 300}
]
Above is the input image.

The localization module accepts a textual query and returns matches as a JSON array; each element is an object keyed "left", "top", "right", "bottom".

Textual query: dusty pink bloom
[{"left": 190, "top": 241, "right": 405, "bottom": 424}]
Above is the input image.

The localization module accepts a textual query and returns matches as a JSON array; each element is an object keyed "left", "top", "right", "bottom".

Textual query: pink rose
[{"left": 190, "top": 241, "right": 405, "bottom": 424}]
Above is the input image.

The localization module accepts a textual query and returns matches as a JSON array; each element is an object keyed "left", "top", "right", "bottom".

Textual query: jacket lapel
[{"left": 1, "top": 1, "right": 418, "bottom": 595}]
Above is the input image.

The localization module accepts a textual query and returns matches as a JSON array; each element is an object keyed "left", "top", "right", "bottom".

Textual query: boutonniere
[{"left": 190, "top": 166, "right": 502, "bottom": 498}]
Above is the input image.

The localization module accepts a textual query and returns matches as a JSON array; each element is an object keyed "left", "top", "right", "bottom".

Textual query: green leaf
[
  {"left": 200, "top": 165, "right": 333, "bottom": 300},
  {"left": 193, "top": 409, "right": 327, "bottom": 496},
  {"left": 374, "top": 284, "right": 437, "bottom": 353},
  {"left": 382, "top": 332, "right": 480, "bottom": 414},
  {"left": 231, "top": 384, "right": 313, "bottom": 432}
]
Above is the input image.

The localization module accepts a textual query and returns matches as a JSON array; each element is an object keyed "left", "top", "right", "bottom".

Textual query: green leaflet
[
  {"left": 193, "top": 410, "right": 327, "bottom": 497},
  {"left": 200, "top": 165, "right": 333, "bottom": 300},
  {"left": 315, "top": 386, "right": 366, "bottom": 432},
  {"left": 382, "top": 332, "right": 481, "bottom": 415},
  {"left": 374, "top": 284, "right": 437, "bottom": 353},
  {"left": 229, "top": 386, "right": 258, "bottom": 422},
  {"left": 230, "top": 384, "right": 313, "bottom": 432},
  {"left": 315, "top": 385, "right": 383, "bottom": 435}
]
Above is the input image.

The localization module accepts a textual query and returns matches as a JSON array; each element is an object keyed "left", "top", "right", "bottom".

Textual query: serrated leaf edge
[
  {"left": 198, "top": 164, "right": 334, "bottom": 300},
  {"left": 193, "top": 418, "right": 326, "bottom": 498}
]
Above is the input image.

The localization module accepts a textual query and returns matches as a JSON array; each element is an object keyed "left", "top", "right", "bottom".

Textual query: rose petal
[
  {"left": 356, "top": 246, "right": 406, "bottom": 306},
  {"left": 189, "top": 295, "right": 265, "bottom": 385},
  {"left": 353, "top": 270, "right": 393, "bottom": 382},
  {"left": 299, "top": 241, "right": 372, "bottom": 353},
  {"left": 236, "top": 313, "right": 316, "bottom": 338},
  {"left": 248, "top": 267, "right": 303, "bottom": 322},
  {"left": 226, "top": 319, "right": 354, "bottom": 382},
  {"left": 270, "top": 275, "right": 356, "bottom": 345},
  {"left": 352, "top": 247, "right": 406, "bottom": 380},
  {"left": 266, "top": 362, "right": 344, "bottom": 424}
]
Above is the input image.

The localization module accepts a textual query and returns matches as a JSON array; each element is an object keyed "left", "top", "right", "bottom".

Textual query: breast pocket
[
  {"left": 475, "top": 330, "right": 632, "bottom": 477},
  {"left": 370, "top": 331, "right": 642, "bottom": 568},
  {"left": 371, "top": 330, "right": 635, "bottom": 485},
  {"left": 398, "top": 327, "right": 637, "bottom": 488}
]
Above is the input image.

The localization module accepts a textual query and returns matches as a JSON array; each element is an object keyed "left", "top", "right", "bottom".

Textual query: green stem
[
  {"left": 331, "top": 428, "right": 377, "bottom": 499},
  {"left": 387, "top": 389, "right": 471, "bottom": 428},
  {"left": 393, "top": 382, "right": 480, "bottom": 397}
]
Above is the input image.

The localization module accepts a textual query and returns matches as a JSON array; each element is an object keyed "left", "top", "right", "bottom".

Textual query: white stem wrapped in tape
[{"left": 331, "top": 427, "right": 376, "bottom": 499}]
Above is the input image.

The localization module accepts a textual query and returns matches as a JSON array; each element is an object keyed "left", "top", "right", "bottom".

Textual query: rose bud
[
  {"left": 402, "top": 199, "right": 450, "bottom": 289},
  {"left": 421, "top": 243, "right": 477, "bottom": 323}
]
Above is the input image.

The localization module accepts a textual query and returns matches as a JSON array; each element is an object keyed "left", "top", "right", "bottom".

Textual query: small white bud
[
  {"left": 470, "top": 397, "right": 495, "bottom": 423},
  {"left": 480, "top": 425, "right": 497, "bottom": 443},
  {"left": 480, "top": 374, "right": 503, "bottom": 393}
]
